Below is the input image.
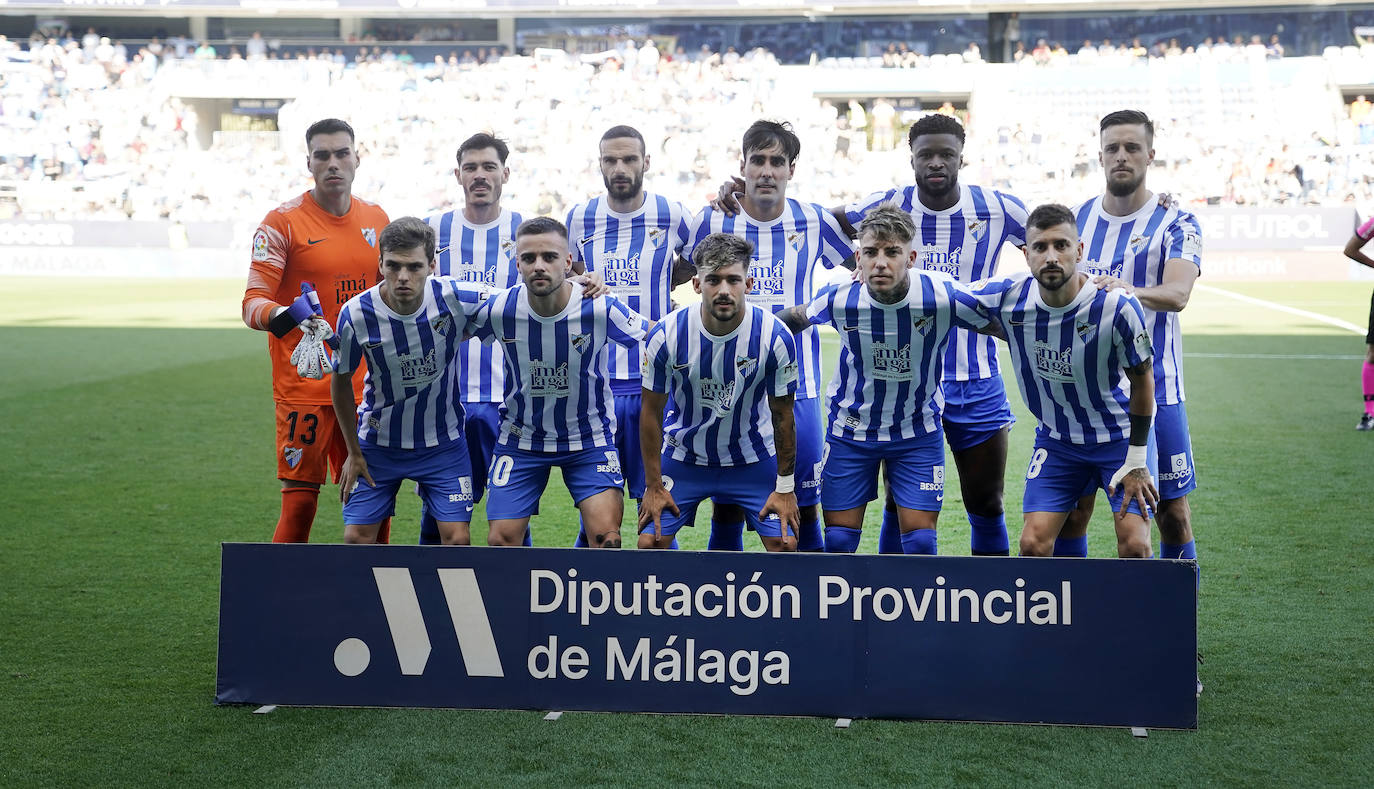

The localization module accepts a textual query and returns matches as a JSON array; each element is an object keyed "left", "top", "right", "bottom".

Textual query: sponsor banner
[
  {"left": 217, "top": 543, "right": 1197, "bottom": 728},
  {"left": 1202, "top": 249, "right": 1374, "bottom": 282},
  {"left": 0, "top": 248, "right": 241, "bottom": 278},
  {"left": 1193, "top": 207, "right": 1355, "bottom": 251},
  {"left": 0, "top": 221, "right": 238, "bottom": 249}
]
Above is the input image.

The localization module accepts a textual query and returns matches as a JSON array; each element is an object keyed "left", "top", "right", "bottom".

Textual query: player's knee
[
  {"left": 962, "top": 484, "right": 1004, "bottom": 517},
  {"left": 592, "top": 530, "right": 622, "bottom": 548},
  {"left": 638, "top": 533, "right": 671, "bottom": 549},
  {"left": 1018, "top": 532, "right": 1052, "bottom": 557},
  {"left": 762, "top": 535, "right": 797, "bottom": 552},
  {"left": 1156, "top": 499, "right": 1193, "bottom": 542},
  {"left": 343, "top": 524, "right": 375, "bottom": 544},
  {"left": 1365, "top": 345, "right": 1374, "bottom": 364},
  {"left": 1117, "top": 534, "right": 1152, "bottom": 558}
]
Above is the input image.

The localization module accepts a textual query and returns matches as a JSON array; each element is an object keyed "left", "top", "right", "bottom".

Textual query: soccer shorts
[
  {"left": 275, "top": 402, "right": 348, "bottom": 485},
  {"left": 462, "top": 401, "right": 502, "bottom": 504},
  {"left": 343, "top": 438, "right": 475, "bottom": 525},
  {"left": 941, "top": 377, "right": 1016, "bottom": 452},
  {"left": 1022, "top": 431, "right": 1158, "bottom": 517},
  {"left": 794, "top": 396, "right": 824, "bottom": 508},
  {"left": 1153, "top": 402, "right": 1198, "bottom": 500},
  {"left": 821, "top": 431, "right": 946, "bottom": 512},
  {"left": 613, "top": 391, "right": 647, "bottom": 500},
  {"left": 485, "top": 444, "right": 625, "bottom": 520},
  {"left": 639, "top": 455, "right": 787, "bottom": 538}
]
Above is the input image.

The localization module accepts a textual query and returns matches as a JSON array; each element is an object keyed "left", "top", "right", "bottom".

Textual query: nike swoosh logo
[
  {"left": 307, "top": 238, "right": 326, "bottom": 245},
  {"left": 673, "top": 363, "right": 690, "bottom": 370},
  {"left": 580, "top": 235, "right": 597, "bottom": 247}
]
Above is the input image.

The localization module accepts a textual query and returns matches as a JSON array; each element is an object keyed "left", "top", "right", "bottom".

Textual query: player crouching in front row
[
  {"left": 331, "top": 217, "right": 489, "bottom": 545},
  {"left": 638, "top": 233, "right": 802, "bottom": 551}
]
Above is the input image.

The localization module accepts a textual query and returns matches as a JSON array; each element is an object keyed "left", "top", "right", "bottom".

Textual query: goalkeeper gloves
[{"left": 290, "top": 316, "right": 334, "bottom": 379}]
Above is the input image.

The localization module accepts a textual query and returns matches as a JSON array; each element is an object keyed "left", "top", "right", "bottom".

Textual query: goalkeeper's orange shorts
[{"left": 274, "top": 402, "right": 349, "bottom": 485}]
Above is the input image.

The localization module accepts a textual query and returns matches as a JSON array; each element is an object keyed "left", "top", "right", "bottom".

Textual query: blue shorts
[
  {"left": 485, "top": 444, "right": 625, "bottom": 520},
  {"left": 639, "top": 455, "right": 787, "bottom": 538},
  {"left": 1153, "top": 402, "right": 1197, "bottom": 501},
  {"left": 613, "top": 391, "right": 647, "bottom": 500},
  {"left": 1022, "top": 432, "right": 1157, "bottom": 517},
  {"left": 344, "top": 439, "right": 475, "bottom": 525},
  {"left": 941, "top": 377, "right": 1016, "bottom": 452},
  {"left": 794, "top": 396, "right": 824, "bottom": 508},
  {"left": 820, "top": 431, "right": 946, "bottom": 512},
  {"left": 463, "top": 401, "right": 502, "bottom": 504}
]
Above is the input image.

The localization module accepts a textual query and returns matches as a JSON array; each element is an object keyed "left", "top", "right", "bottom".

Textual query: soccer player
[
  {"left": 843, "top": 113, "right": 1027, "bottom": 556},
  {"left": 1057, "top": 110, "right": 1203, "bottom": 562},
  {"left": 775, "top": 205, "right": 992, "bottom": 555},
  {"left": 331, "top": 217, "right": 487, "bottom": 544},
  {"left": 639, "top": 233, "right": 801, "bottom": 551},
  {"left": 469, "top": 217, "right": 651, "bottom": 548},
  {"left": 417, "top": 132, "right": 526, "bottom": 545},
  {"left": 972, "top": 204, "right": 1158, "bottom": 559},
  {"left": 241, "top": 118, "right": 391, "bottom": 544},
  {"left": 1342, "top": 215, "right": 1374, "bottom": 431},
  {"left": 688, "top": 119, "right": 854, "bottom": 552},
  {"left": 565, "top": 125, "right": 694, "bottom": 546}
]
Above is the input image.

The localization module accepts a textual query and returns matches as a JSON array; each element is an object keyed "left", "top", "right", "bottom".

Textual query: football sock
[
  {"left": 1052, "top": 535, "right": 1089, "bottom": 557},
  {"left": 1159, "top": 540, "right": 1197, "bottom": 560},
  {"left": 877, "top": 506, "right": 902, "bottom": 554},
  {"left": 374, "top": 517, "right": 391, "bottom": 545},
  {"left": 272, "top": 487, "right": 318, "bottom": 543},
  {"left": 418, "top": 508, "right": 441, "bottom": 546},
  {"left": 573, "top": 520, "right": 588, "bottom": 548},
  {"left": 969, "top": 512, "right": 1010, "bottom": 555},
  {"left": 1363, "top": 362, "right": 1374, "bottom": 415},
  {"left": 523, "top": 528, "right": 533, "bottom": 547},
  {"left": 900, "top": 527, "right": 938, "bottom": 555},
  {"left": 796, "top": 514, "right": 824, "bottom": 552},
  {"left": 708, "top": 518, "right": 745, "bottom": 551},
  {"left": 824, "top": 526, "right": 862, "bottom": 553}
]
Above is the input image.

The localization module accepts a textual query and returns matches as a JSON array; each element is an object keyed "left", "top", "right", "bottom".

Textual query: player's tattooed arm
[
  {"left": 762, "top": 392, "right": 801, "bottom": 537},
  {"left": 776, "top": 305, "right": 809, "bottom": 334}
]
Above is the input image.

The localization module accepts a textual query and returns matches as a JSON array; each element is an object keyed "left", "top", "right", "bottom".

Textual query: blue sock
[
  {"left": 969, "top": 512, "right": 1010, "bottom": 555},
  {"left": 418, "top": 507, "right": 441, "bottom": 546},
  {"left": 1159, "top": 540, "right": 1197, "bottom": 560},
  {"left": 708, "top": 518, "right": 745, "bottom": 551},
  {"left": 877, "top": 507, "right": 902, "bottom": 554},
  {"left": 900, "top": 528, "right": 937, "bottom": 555},
  {"left": 669, "top": 536, "right": 679, "bottom": 550},
  {"left": 573, "top": 516, "right": 588, "bottom": 548},
  {"left": 824, "top": 526, "right": 862, "bottom": 553},
  {"left": 796, "top": 514, "right": 824, "bottom": 552},
  {"left": 523, "top": 528, "right": 533, "bottom": 547},
  {"left": 1053, "top": 535, "right": 1088, "bottom": 557}
]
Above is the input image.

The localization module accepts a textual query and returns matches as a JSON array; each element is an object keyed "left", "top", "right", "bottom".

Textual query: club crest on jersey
[
  {"left": 913, "top": 315, "right": 935, "bottom": 336},
  {"left": 966, "top": 219, "right": 988, "bottom": 242},
  {"left": 1074, "top": 320, "right": 1096, "bottom": 341},
  {"left": 1032, "top": 342, "right": 1075, "bottom": 382},
  {"left": 282, "top": 446, "right": 303, "bottom": 469},
  {"left": 434, "top": 315, "right": 452, "bottom": 336},
  {"left": 362, "top": 228, "right": 378, "bottom": 247},
  {"left": 570, "top": 333, "right": 590, "bottom": 354},
  {"left": 252, "top": 230, "right": 270, "bottom": 261},
  {"left": 786, "top": 231, "right": 805, "bottom": 251},
  {"left": 735, "top": 355, "right": 757, "bottom": 376},
  {"left": 1128, "top": 234, "right": 1149, "bottom": 254},
  {"left": 647, "top": 228, "right": 667, "bottom": 248},
  {"left": 500, "top": 238, "right": 517, "bottom": 260}
]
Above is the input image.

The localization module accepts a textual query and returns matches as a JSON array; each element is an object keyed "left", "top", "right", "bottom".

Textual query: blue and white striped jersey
[
  {"left": 687, "top": 200, "right": 853, "bottom": 399},
  {"left": 806, "top": 274, "right": 991, "bottom": 442},
  {"left": 565, "top": 193, "right": 691, "bottom": 390},
  {"left": 334, "top": 276, "right": 489, "bottom": 449},
  {"left": 1074, "top": 196, "right": 1202, "bottom": 405},
  {"left": 426, "top": 207, "right": 524, "bottom": 404},
  {"left": 972, "top": 274, "right": 1154, "bottom": 445},
  {"left": 469, "top": 286, "right": 651, "bottom": 453},
  {"left": 642, "top": 304, "right": 798, "bottom": 466},
  {"left": 845, "top": 183, "right": 1028, "bottom": 383}
]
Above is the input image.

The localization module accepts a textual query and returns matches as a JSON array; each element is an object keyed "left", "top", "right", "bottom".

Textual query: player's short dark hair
[
  {"left": 1099, "top": 109, "right": 1154, "bottom": 145},
  {"left": 741, "top": 120, "right": 801, "bottom": 164},
  {"left": 379, "top": 216, "right": 436, "bottom": 262},
  {"left": 516, "top": 216, "right": 568, "bottom": 240},
  {"left": 305, "top": 118, "right": 355, "bottom": 148},
  {"left": 457, "top": 132, "right": 509, "bottom": 164},
  {"left": 857, "top": 204, "right": 915, "bottom": 245},
  {"left": 693, "top": 233, "right": 754, "bottom": 274},
  {"left": 907, "top": 113, "right": 965, "bottom": 148},
  {"left": 600, "top": 125, "right": 646, "bottom": 154},
  {"left": 1026, "top": 203, "right": 1077, "bottom": 234}
]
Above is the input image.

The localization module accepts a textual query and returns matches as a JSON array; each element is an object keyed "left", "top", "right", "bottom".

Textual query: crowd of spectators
[{"left": 0, "top": 26, "right": 1370, "bottom": 224}]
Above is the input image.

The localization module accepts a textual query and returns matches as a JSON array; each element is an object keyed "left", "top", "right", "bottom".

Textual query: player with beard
[
  {"left": 565, "top": 126, "right": 694, "bottom": 548},
  {"left": 1055, "top": 111, "right": 1203, "bottom": 567}
]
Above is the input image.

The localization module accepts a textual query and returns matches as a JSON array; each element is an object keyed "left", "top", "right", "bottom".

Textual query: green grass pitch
[{"left": 1, "top": 277, "right": 1371, "bottom": 785}]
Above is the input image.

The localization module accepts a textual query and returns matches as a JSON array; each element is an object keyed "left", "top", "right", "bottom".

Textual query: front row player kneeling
[
  {"left": 971, "top": 203, "right": 1159, "bottom": 557},
  {"left": 638, "top": 233, "right": 802, "bottom": 551}
]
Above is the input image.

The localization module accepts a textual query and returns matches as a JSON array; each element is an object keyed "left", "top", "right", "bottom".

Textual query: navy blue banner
[{"left": 216, "top": 544, "right": 1197, "bottom": 728}]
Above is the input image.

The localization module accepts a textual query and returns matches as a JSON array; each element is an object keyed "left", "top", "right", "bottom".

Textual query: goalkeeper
[{"left": 241, "top": 118, "right": 392, "bottom": 544}]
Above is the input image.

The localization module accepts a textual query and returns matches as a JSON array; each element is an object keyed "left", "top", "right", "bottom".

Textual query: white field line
[{"left": 1195, "top": 284, "right": 1364, "bottom": 335}]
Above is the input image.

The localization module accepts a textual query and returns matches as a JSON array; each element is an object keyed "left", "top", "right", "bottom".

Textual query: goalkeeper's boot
[{"left": 1357, "top": 414, "right": 1374, "bottom": 431}]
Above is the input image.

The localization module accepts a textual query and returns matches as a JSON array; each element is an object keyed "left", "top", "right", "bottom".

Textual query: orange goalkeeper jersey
[{"left": 242, "top": 191, "right": 390, "bottom": 405}]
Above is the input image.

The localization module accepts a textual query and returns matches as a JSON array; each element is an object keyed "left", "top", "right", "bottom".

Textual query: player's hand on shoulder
[
  {"left": 1092, "top": 275, "right": 1134, "bottom": 294},
  {"left": 1156, "top": 192, "right": 1180, "bottom": 209},
  {"left": 709, "top": 176, "right": 747, "bottom": 216},
  {"left": 570, "top": 271, "right": 610, "bottom": 299}
]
